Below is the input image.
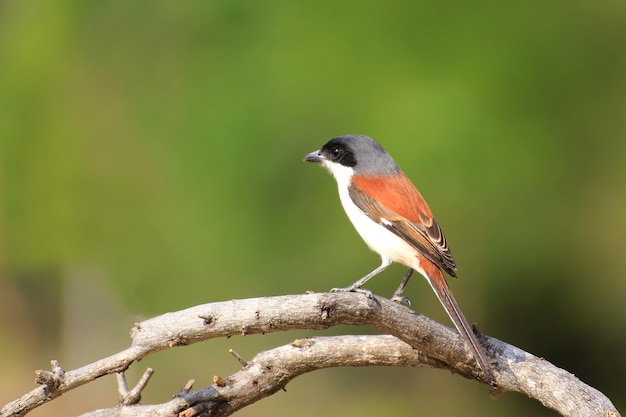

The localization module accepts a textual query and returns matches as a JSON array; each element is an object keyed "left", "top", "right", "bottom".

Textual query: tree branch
[
  {"left": 79, "top": 335, "right": 438, "bottom": 417},
  {"left": 1, "top": 293, "right": 621, "bottom": 417}
]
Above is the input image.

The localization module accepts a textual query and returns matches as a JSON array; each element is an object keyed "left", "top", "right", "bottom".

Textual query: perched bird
[{"left": 304, "top": 134, "right": 496, "bottom": 385}]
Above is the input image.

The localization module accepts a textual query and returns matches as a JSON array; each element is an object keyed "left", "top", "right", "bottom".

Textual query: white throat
[{"left": 321, "top": 160, "right": 354, "bottom": 189}]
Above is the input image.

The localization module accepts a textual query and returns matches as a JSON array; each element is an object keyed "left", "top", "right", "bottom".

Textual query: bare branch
[
  {"left": 1, "top": 293, "right": 621, "bottom": 417},
  {"left": 79, "top": 335, "right": 435, "bottom": 417}
]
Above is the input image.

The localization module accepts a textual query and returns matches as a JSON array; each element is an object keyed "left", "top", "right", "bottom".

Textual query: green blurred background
[{"left": 1, "top": 1, "right": 625, "bottom": 416}]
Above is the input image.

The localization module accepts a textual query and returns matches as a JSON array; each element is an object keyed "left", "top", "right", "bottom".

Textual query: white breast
[{"left": 326, "top": 162, "right": 419, "bottom": 269}]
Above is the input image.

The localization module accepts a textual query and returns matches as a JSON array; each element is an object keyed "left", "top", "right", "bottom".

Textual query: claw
[{"left": 391, "top": 294, "right": 412, "bottom": 307}]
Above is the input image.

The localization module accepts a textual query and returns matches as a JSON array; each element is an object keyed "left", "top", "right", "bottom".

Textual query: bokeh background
[{"left": 1, "top": 1, "right": 625, "bottom": 416}]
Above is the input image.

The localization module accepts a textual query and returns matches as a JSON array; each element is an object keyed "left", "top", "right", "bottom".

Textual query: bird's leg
[
  {"left": 331, "top": 257, "right": 392, "bottom": 298},
  {"left": 391, "top": 268, "right": 415, "bottom": 306}
]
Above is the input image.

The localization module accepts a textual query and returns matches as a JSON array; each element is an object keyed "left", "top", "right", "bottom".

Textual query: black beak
[{"left": 304, "top": 150, "right": 325, "bottom": 163}]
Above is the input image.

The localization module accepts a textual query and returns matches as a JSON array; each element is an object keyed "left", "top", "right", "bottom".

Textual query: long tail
[{"left": 420, "top": 260, "right": 497, "bottom": 385}]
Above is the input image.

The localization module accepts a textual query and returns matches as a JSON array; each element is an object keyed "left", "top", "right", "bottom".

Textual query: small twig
[
  {"left": 179, "top": 379, "right": 195, "bottom": 395},
  {"left": 116, "top": 373, "right": 129, "bottom": 397},
  {"left": 213, "top": 376, "right": 226, "bottom": 387},
  {"left": 34, "top": 360, "right": 65, "bottom": 391},
  {"left": 119, "top": 368, "right": 154, "bottom": 406},
  {"left": 179, "top": 403, "right": 211, "bottom": 417},
  {"left": 229, "top": 349, "right": 248, "bottom": 367}
]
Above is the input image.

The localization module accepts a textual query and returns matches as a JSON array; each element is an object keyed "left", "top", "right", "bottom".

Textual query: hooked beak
[{"left": 304, "top": 150, "right": 325, "bottom": 163}]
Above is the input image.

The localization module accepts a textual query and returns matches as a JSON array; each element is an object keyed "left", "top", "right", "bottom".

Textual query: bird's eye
[
  {"left": 330, "top": 146, "right": 342, "bottom": 159},
  {"left": 325, "top": 143, "right": 356, "bottom": 167}
]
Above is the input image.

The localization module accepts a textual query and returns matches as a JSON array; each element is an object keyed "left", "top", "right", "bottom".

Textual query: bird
[{"left": 304, "top": 134, "right": 497, "bottom": 385}]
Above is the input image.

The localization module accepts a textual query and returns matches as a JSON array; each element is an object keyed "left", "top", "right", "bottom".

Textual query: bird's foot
[
  {"left": 330, "top": 285, "right": 374, "bottom": 299},
  {"left": 390, "top": 291, "right": 412, "bottom": 307}
]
